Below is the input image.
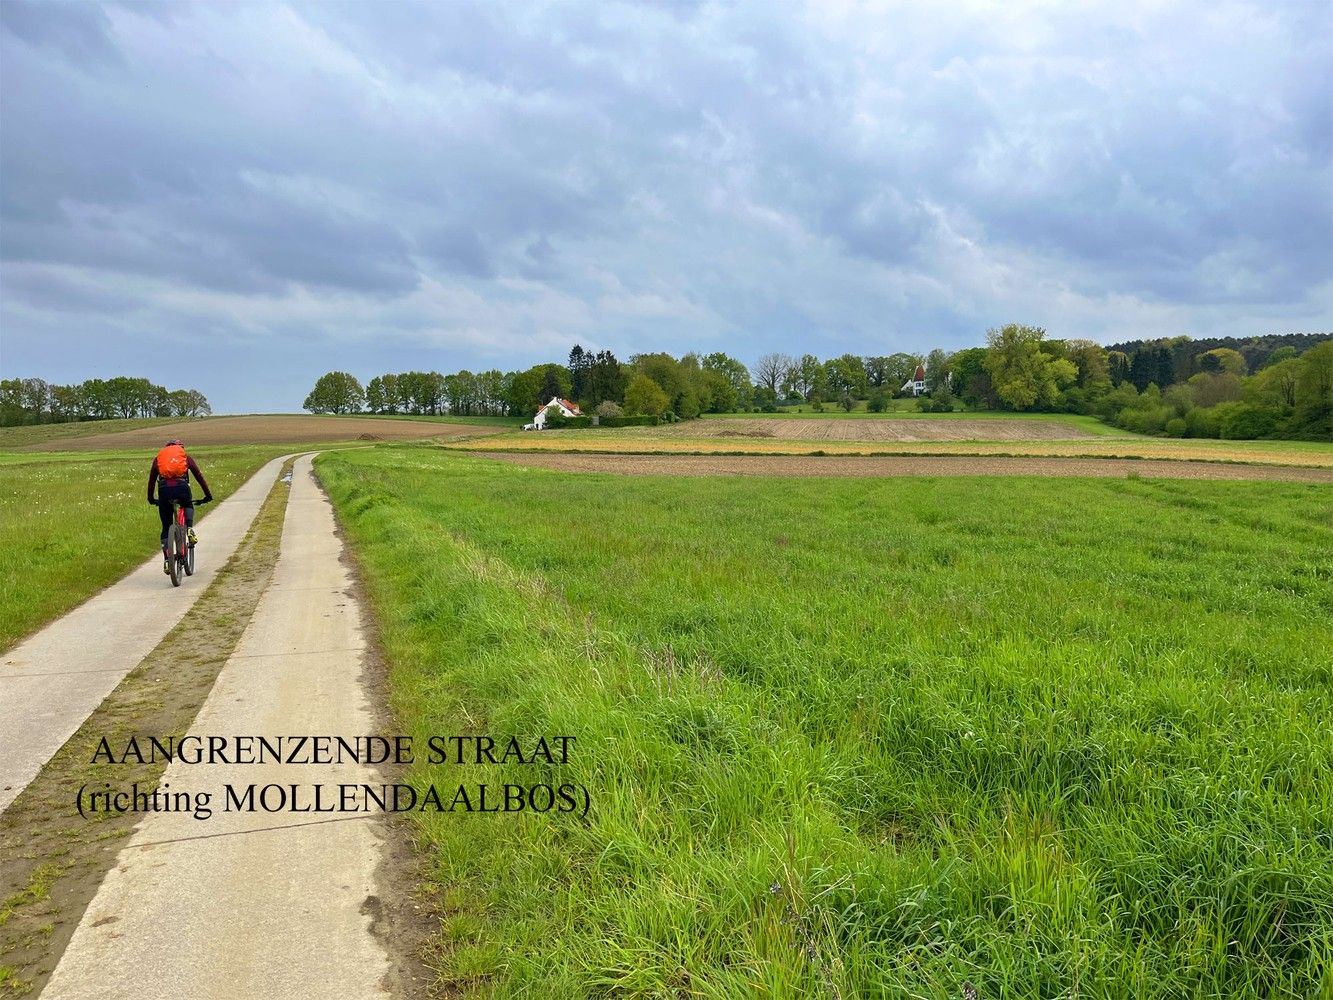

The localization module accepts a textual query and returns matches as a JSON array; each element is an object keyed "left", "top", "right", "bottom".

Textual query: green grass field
[
  {"left": 0, "top": 417, "right": 180, "bottom": 449},
  {"left": 0, "top": 444, "right": 321, "bottom": 650},
  {"left": 318, "top": 447, "right": 1333, "bottom": 998}
]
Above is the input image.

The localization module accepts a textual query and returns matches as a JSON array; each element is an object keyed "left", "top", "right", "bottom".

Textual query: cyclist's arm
[
  {"left": 187, "top": 456, "right": 213, "bottom": 500},
  {"left": 147, "top": 459, "right": 159, "bottom": 503}
]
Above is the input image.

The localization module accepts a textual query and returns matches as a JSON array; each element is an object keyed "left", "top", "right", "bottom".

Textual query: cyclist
[{"left": 148, "top": 439, "right": 213, "bottom": 574}]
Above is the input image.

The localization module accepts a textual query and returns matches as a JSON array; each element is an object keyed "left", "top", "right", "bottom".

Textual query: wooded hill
[{"left": 1103, "top": 333, "right": 1329, "bottom": 385}]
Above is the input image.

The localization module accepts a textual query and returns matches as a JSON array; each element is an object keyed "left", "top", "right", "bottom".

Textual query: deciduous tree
[
  {"left": 984, "top": 324, "right": 1076, "bottom": 410},
  {"left": 623, "top": 373, "right": 669, "bottom": 417},
  {"left": 753, "top": 353, "right": 793, "bottom": 395},
  {"left": 303, "top": 371, "right": 365, "bottom": 414},
  {"left": 924, "top": 349, "right": 951, "bottom": 394},
  {"left": 1293, "top": 340, "right": 1333, "bottom": 436}
]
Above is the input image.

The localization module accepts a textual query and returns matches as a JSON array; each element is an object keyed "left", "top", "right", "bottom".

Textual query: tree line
[
  {"left": 301, "top": 327, "right": 1330, "bottom": 440},
  {"left": 0, "top": 377, "right": 212, "bottom": 426},
  {"left": 303, "top": 348, "right": 757, "bottom": 421},
  {"left": 1103, "top": 332, "right": 1327, "bottom": 385},
  {"left": 954, "top": 327, "right": 1332, "bottom": 440}
]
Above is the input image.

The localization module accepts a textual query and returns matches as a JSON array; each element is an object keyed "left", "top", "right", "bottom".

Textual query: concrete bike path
[
  {"left": 0, "top": 453, "right": 302, "bottom": 815},
  {"left": 42, "top": 454, "right": 390, "bottom": 999}
]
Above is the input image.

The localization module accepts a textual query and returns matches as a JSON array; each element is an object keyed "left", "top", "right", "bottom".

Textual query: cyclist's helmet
[{"left": 165, "top": 438, "right": 183, "bottom": 446}]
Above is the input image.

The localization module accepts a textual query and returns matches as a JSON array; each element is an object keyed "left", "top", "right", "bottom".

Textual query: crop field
[
  {"left": 447, "top": 426, "right": 1333, "bottom": 469},
  {"left": 361, "top": 412, "right": 525, "bottom": 427},
  {"left": 708, "top": 411, "right": 1127, "bottom": 433},
  {"left": 319, "top": 447, "right": 1333, "bottom": 998},
  {"left": 9, "top": 414, "right": 504, "bottom": 451},
  {"left": 678, "top": 417, "right": 1100, "bottom": 440},
  {"left": 477, "top": 451, "right": 1333, "bottom": 483}
]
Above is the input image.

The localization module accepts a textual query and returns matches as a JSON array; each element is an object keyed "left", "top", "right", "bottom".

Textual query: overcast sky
[{"left": 2, "top": 1, "right": 1330, "bottom": 412}]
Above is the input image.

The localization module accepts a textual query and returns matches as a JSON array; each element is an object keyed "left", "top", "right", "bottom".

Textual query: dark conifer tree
[{"left": 568, "top": 345, "right": 590, "bottom": 402}]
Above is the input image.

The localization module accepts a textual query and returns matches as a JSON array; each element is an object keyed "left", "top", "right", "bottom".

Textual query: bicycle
[{"left": 163, "top": 496, "right": 210, "bottom": 587}]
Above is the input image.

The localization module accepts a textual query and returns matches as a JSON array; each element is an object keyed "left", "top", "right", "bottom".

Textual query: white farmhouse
[
  {"left": 528, "top": 397, "right": 583, "bottom": 430},
  {"left": 900, "top": 364, "right": 927, "bottom": 397}
]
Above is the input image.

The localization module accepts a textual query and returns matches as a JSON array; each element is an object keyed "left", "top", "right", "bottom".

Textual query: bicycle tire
[{"left": 169, "top": 523, "right": 183, "bottom": 587}]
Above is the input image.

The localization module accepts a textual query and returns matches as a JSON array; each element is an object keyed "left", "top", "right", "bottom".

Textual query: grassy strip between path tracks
[
  {"left": 319, "top": 446, "right": 1333, "bottom": 999},
  {"left": 0, "top": 459, "right": 293, "bottom": 996}
]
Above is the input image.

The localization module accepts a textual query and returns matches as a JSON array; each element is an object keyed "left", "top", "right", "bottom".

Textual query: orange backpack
[{"left": 157, "top": 444, "right": 188, "bottom": 479}]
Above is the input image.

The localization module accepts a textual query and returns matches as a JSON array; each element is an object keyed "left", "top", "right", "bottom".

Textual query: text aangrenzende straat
[
  {"left": 79, "top": 734, "right": 590, "bottom": 821},
  {"left": 91, "top": 734, "right": 573, "bottom": 766}
]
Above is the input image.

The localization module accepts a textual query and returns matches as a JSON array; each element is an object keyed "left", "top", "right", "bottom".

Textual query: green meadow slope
[{"left": 319, "top": 447, "right": 1333, "bottom": 999}]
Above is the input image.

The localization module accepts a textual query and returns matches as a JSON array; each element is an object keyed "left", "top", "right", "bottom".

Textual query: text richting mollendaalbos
[{"left": 76, "top": 733, "right": 590, "bottom": 821}]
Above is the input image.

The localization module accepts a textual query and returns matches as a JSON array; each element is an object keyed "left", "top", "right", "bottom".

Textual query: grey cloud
[
  {"left": 0, "top": 0, "right": 122, "bottom": 67},
  {"left": 418, "top": 226, "right": 494, "bottom": 279},
  {"left": 1, "top": 265, "right": 140, "bottom": 313},
  {"left": 1, "top": 0, "right": 1330, "bottom": 411}
]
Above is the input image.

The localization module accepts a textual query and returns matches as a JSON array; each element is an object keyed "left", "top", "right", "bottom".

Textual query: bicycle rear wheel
[{"left": 168, "top": 523, "right": 183, "bottom": 587}]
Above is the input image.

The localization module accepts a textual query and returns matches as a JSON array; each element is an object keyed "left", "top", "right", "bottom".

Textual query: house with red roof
[
  {"left": 529, "top": 396, "right": 583, "bottom": 429},
  {"left": 900, "top": 364, "right": 927, "bottom": 397}
]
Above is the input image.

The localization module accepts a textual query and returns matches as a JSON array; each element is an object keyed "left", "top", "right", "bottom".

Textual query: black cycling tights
[{"left": 157, "top": 482, "right": 194, "bottom": 544}]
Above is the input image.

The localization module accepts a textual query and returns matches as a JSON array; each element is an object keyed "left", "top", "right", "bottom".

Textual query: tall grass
[{"left": 319, "top": 448, "right": 1333, "bottom": 998}]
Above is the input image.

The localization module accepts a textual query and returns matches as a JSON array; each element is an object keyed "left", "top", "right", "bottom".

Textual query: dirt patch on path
[
  {"left": 654, "top": 417, "right": 1098, "bottom": 441},
  {"left": 20, "top": 415, "right": 503, "bottom": 451},
  {"left": 479, "top": 452, "right": 1333, "bottom": 483}
]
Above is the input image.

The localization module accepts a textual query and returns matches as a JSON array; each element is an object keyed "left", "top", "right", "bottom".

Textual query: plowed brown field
[
  {"left": 478, "top": 451, "right": 1333, "bottom": 483},
  {"left": 661, "top": 417, "right": 1096, "bottom": 440},
  {"left": 19, "top": 415, "right": 502, "bottom": 451}
]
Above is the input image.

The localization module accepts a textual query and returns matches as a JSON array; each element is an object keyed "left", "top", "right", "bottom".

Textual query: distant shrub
[
  {"left": 916, "top": 386, "right": 956, "bottom": 413},
  {"left": 1116, "top": 404, "right": 1172, "bottom": 435},
  {"left": 1095, "top": 383, "right": 1140, "bottom": 421},
  {"left": 1059, "top": 386, "right": 1087, "bottom": 413},
  {"left": 595, "top": 401, "right": 623, "bottom": 418},
  {"left": 867, "top": 390, "right": 888, "bottom": 413},
  {"left": 1165, "top": 417, "right": 1187, "bottom": 437},
  {"left": 543, "top": 412, "right": 592, "bottom": 429},
  {"left": 1185, "top": 406, "right": 1223, "bottom": 438},
  {"left": 1219, "top": 402, "right": 1279, "bottom": 440},
  {"left": 599, "top": 415, "right": 658, "bottom": 427}
]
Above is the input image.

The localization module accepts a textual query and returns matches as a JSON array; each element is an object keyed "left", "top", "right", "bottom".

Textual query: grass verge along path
[
  {"left": 0, "top": 460, "right": 292, "bottom": 996},
  {"left": 319, "top": 447, "right": 1333, "bottom": 999},
  {"left": 1, "top": 444, "right": 349, "bottom": 651}
]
